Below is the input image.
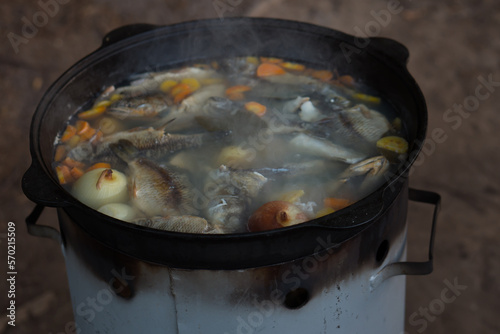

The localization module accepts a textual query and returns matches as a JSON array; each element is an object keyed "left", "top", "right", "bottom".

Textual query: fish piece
[
  {"left": 96, "top": 67, "right": 220, "bottom": 100},
  {"left": 306, "top": 103, "right": 390, "bottom": 154},
  {"left": 132, "top": 215, "right": 221, "bottom": 234},
  {"left": 341, "top": 104, "right": 390, "bottom": 142},
  {"left": 195, "top": 97, "right": 268, "bottom": 138},
  {"left": 329, "top": 156, "right": 390, "bottom": 198},
  {"left": 250, "top": 160, "right": 328, "bottom": 178},
  {"left": 204, "top": 165, "right": 268, "bottom": 233},
  {"left": 282, "top": 96, "right": 310, "bottom": 113},
  {"left": 106, "top": 94, "right": 170, "bottom": 120},
  {"left": 298, "top": 100, "right": 324, "bottom": 122},
  {"left": 177, "top": 84, "right": 226, "bottom": 113},
  {"left": 70, "top": 125, "right": 219, "bottom": 163},
  {"left": 246, "top": 82, "right": 316, "bottom": 100},
  {"left": 260, "top": 71, "right": 319, "bottom": 86},
  {"left": 289, "top": 133, "right": 367, "bottom": 164},
  {"left": 105, "top": 129, "right": 215, "bottom": 162},
  {"left": 110, "top": 140, "right": 194, "bottom": 217}
]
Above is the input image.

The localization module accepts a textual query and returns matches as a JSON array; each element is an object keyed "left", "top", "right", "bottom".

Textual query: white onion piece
[
  {"left": 71, "top": 168, "right": 128, "bottom": 209},
  {"left": 97, "top": 203, "right": 136, "bottom": 222}
]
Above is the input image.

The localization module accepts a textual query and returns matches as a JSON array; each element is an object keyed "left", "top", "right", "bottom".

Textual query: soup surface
[{"left": 53, "top": 57, "right": 408, "bottom": 233}]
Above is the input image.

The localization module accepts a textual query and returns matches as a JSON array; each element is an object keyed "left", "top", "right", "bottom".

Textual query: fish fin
[
  {"left": 109, "top": 139, "right": 139, "bottom": 162},
  {"left": 156, "top": 118, "right": 177, "bottom": 132}
]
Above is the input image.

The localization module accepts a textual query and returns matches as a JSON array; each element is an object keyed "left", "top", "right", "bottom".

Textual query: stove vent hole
[
  {"left": 376, "top": 239, "right": 390, "bottom": 263},
  {"left": 284, "top": 287, "right": 309, "bottom": 309}
]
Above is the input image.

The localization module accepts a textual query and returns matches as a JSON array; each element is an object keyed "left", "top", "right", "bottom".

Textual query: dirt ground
[{"left": 0, "top": 0, "right": 499, "bottom": 333}]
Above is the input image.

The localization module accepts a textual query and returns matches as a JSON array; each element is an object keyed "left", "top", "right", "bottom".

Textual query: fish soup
[{"left": 52, "top": 57, "right": 408, "bottom": 234}]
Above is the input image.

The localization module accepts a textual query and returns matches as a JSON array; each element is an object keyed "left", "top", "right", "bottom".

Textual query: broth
[{"left": 52, "top": 57, "right": 408, "bottom": 233}]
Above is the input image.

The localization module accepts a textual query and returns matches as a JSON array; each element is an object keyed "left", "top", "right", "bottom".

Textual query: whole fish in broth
[
  {"left": 110, "top": 140, "right": 195, "bottom": 217},
  {"left": 132, "top": 215, "right": 221, "bottom": 234},
  {"left": 106, "top": 94, "right": 170, "bottom": 120}
]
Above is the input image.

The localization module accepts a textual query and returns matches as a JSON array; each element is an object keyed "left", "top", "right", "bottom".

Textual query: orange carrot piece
[
  {"left": 281, "top": 62, "right": 306, "bottom": 71},
  {"left": 171, "top": 83, "right": 193, "bottom": 103},
  {"left": 56, "top": 165, "right": 74, "bottom": 185},
  {"left": 226, "top": 85, "right": 251, "bottom": 96},
  {"left": 54, "top": 145, "right": 66, "bottom": 162},
  {"left": 323, "top": 198, "right": 353, "bottom": 210},
  {"left": 173, "top": 90, "right": 192, "bottom": 104},
  {"left": 311, "top": 70, "right": 334, "bottom": 81},
  {"left": 90, "top": 130, "right": 103, "bottom": 144},
  {"left": 79, "top": 127, "right": 97, "bottom": 142},
  {"left": 62, "top": 157, "right": 85, "bottom": 169},
  {"left": 180, "top": 78, "right": 201, "bottom": 92},
  {"left": 61, "top": 124, "right": 77, "bottom": 142},
  {"left": 70, "top": 167, "right": 85, "bottom": 180},
  {"left": 260, "top": 57, "right": 283, "bottom": 64},
  {"left": 226, "top": 85, "right": 251, "bottom": 100},
  {"left": 170, "top": 83, "right": 191, "bottom": 96},
  {"left": 86, "top": 162, "right": 111, "bottom": 172},
  {"left": 245, "top": 102, "right": 267, "bottom": 117},
  {"left": 78, "top": 105, "right": 107, "bottom": 120},
  {"left": 76, "top": 120, "right": 91, "bottom": 135},
  {"left": 338, "top": 75, "right": 355, "bottom": 87},
  {"left": 256, "top": 63, "right": 286, "bottom": 77}
]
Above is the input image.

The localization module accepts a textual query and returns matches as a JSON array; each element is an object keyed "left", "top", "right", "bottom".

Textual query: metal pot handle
[
  {"left": 101, "top": 23, "right": 160, "bottom": 48},
  {"left": 25, "top": 204, "right": 62, "bottom": 244},
  {"left": 369, "top": 188, "right": 440, "bottom": 291}
]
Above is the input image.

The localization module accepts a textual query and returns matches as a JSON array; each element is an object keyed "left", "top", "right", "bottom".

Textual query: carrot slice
[
  {"left": 352, "top": 93, "right": 381, "bottom": 104},
  {"left": 181, "top": 78, "right": 201, "bottom": 92},
  {"left": 90, "top": 130, "right": 103, "bottom": 144},
  {"left": 245, "top": 102, "right": 267, "bottom": 117},
  {"left": 54, "top": 145, "right": 66, "bottom": 162},
  {"left": 256, "top": 63, "right": 286, "bottom": 77},
  {"left": 86, "top": 162, "right": 112, "bottom": 172},
  {"left": 173, "top": 90, "right": 192, "bottom": 104},
  {"left": 160, "top": 80, "right": 178, "bottom": 93},
  {"left": 226, "top": 85, "right": 251, "bottom": 95},
  {"left": 170, "top": 83, "right": 191, "bottom": 96},
  {"left": 67, "top": 135, "right": 81, "bottom": 148},
  {"left": 62, "top": 157, "right": 85, "bottom": 169},
  {"left": 338, "top": 75, "right": 355, "bottom": 87},
  {"left": 260, "top": 57, "right": 283, "bottom": 64},
  {"left": 311, "top": 70, "right": 334, "bottom": 81},
  {"left": 323, "top": 198, "right": 353, "bottom": 210},
  {"left": 315, "top": 207, "right": 336, "bottom": 218},
  {"left": 281, "top": 62, "right": 306, "bottom": 71},
  {"left": 81, "top": 128, "right": 97, "bottom": 142},
  {"left": 70, "top": 167, "right": 85, "bottom": 180},
  {"left": 76, "top": 120, "right": 91, "bottom": 135},
  {"left": 78, "top": 106, "right": 107, "bottom": 120},
  {"left": 56, "top": 165, "right": 74, "bottom": 185},
  {"left": 61, "top": 124, "right": 77, "bottom": 142},
  {"left": 226, "top": 85, "right": 251, "bottom": 100}
]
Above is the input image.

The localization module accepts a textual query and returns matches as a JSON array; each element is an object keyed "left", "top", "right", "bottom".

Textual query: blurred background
[{"left": 0, "top": 0, "right": 499, "bottom": 333}]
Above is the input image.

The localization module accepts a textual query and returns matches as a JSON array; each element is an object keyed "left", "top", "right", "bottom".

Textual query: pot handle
[
  {"left": 25, "top": 204, "right": 62, "bottom": 244},
  {"left": 369, "top": 188, "right": 440, "bottom": 291},
  {"left": 101, "top": 23, "right": 160, "bottom": 47}
]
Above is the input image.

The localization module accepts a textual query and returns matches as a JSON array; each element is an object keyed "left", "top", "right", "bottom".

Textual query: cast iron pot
[{"left": 22, "top": 18, "right": 439, "bottom": 271}]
